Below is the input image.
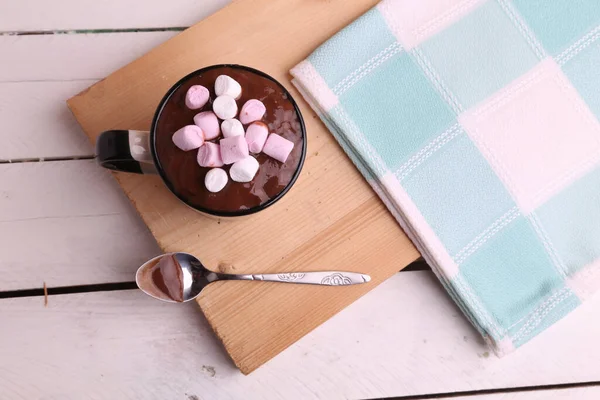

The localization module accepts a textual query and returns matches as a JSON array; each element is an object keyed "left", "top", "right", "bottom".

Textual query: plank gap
[
  {"left": 0, "top": 281, "right": 137, "bottom": 299},
  {"left": 0, "top": 155, "right": 95, "bottom": 164},
  {"left": 0, "top": 27, "right": 187, "bottom": 36},
  {"left": 381, "top": 380, "right": 600, "bottom": 400}
]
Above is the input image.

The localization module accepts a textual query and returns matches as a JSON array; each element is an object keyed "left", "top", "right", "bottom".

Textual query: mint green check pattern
[{"left": 292, "top": 0, "right": 600, "bottom": 354}]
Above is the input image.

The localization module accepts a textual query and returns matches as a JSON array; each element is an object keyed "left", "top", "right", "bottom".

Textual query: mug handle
[{"left": 96, "top": 130, "right": 157, "bottom": 174}]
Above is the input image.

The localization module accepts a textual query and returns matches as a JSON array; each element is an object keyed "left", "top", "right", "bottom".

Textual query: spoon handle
[{"left": 225, "top": 271, "right": 371, "bottom": 286}]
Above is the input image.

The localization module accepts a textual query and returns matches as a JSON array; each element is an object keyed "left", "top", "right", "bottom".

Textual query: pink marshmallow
[
  {"left": 263, "top": 133, "right": 294, "bottom": 163},
  {"left": 220, "top": 135, "right": 249, "bottom": 165},
  {"left": 185, "top": 85, "right": 210, "bottom": 110},
  {"left": 193, "top": 111, "right": 220, "bottom": 140},
  {"left": 172, "top": 125, "right": 204, "bottom": 151},
  {"left": 245, "top": 121, "right": 269, "bottom": 153},
  {"left": 197, "top": 142, "right": 223, "bottom": 167},
  {"left": 239, "top": 99, "right": 266, "bottom": 124}
]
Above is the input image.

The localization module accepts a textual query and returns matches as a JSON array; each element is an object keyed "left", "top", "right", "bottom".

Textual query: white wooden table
[{"left": 1, "top": 1, "right": 599, "bottom": 399}]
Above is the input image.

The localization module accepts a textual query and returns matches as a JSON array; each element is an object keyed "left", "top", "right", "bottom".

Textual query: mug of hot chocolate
[{"left": 96, "top": 65, "right": 306, "bottom": 217}]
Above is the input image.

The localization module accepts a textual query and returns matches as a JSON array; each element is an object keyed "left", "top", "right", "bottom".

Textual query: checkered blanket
[{"left": 291, "top": 0, "right": 600, "bottom": 354}]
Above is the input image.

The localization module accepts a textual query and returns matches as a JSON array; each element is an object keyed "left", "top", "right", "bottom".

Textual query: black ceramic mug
[{"left": 96, "top": 65, "right": 306, "bottom": 217}]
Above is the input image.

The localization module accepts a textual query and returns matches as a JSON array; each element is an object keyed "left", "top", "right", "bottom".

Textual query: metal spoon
[{"left": 135, "top": 252, "right": 371, "bottom": 303}]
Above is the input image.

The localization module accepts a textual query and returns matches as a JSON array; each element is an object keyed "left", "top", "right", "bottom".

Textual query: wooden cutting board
[{"left": 67, "top": 0, "right": 420, "bottom": 374}]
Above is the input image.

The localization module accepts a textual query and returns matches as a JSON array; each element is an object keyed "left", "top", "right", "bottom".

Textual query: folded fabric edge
[{"left": 290, "top": 69, "right": 514, "bottom": 355}]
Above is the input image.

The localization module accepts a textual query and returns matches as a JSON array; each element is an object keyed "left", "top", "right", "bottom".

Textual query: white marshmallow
[
  {"left": 204, "top": 168, "right": 228, "bottom": 193},
  {"left": 229, "top": 156, "right": 260, "bottom": 183},
  {"left": 215, "top": 75, "right": 242, "bottom": 99},
  {"left": 221, "top": 118, "right": 245, "bottom": 138},
  {"left": 212, "top": 95, "right": 238, "bottom": 120}
]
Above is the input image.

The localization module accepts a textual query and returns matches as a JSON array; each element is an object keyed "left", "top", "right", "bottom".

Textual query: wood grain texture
[
  {"left": 1, "top": 272, "right": 599, "bottom": 399},
  {"left": 67, "top": 0, "right": 420, "bottom": 373},
  {"left": 0, "top": 0, "right": 230, "bottom": 31},
  {"left": 0, "top": 160, "right": 160, "bottom": 290}
]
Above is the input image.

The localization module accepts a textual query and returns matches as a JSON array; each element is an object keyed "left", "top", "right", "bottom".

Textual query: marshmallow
[
  {"left": 193, "top": 111, "right": 220, "bottom": 140},
  {"left": 205, "top": 168, "right": 228, "bottom": 193},
  {"left": 197, "top": 142, "right": 223, "bottom": 167},
  {"left": 263, "top": 133, "right": 294, "bottom": 163},
  {"left": 245, "top": 121, "right": 269, "bottom": 153},
  {"left": 230, "top": 156, "right": 259, "bottom": 183},
  {"left": 185, "top": 85, "right": 210, "bottom": 110},
  {"left": 172, "top": 125, "right": 204, "bottom": 151},
  {"left": 213, "top": 95, "right": 238, "bottom": 120},
  {"left": 215, "top": 75, "right": 242, "bottom": 99},
  {"left": 239, "top": 99, "right": 266, "bottom": 124},
  {"left": 220, "top": 135, "right": 249, "bottom": 165},
  {"left": 221, "top": 118, "right": 245, "bottom": 138}
]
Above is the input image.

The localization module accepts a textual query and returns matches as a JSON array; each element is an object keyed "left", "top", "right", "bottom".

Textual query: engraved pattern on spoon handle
[{"left": 228, "top": 271, "right": 371, "bottom": 285}]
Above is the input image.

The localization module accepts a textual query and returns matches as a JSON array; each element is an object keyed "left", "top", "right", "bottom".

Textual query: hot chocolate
[{"left": 153, "top": 66, "right": 305, "bottom": 216}]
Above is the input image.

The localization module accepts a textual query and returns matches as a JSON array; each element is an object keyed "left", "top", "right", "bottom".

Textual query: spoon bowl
[{"left": 135, "top": 252, "right": 371, "bottom": 303}]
